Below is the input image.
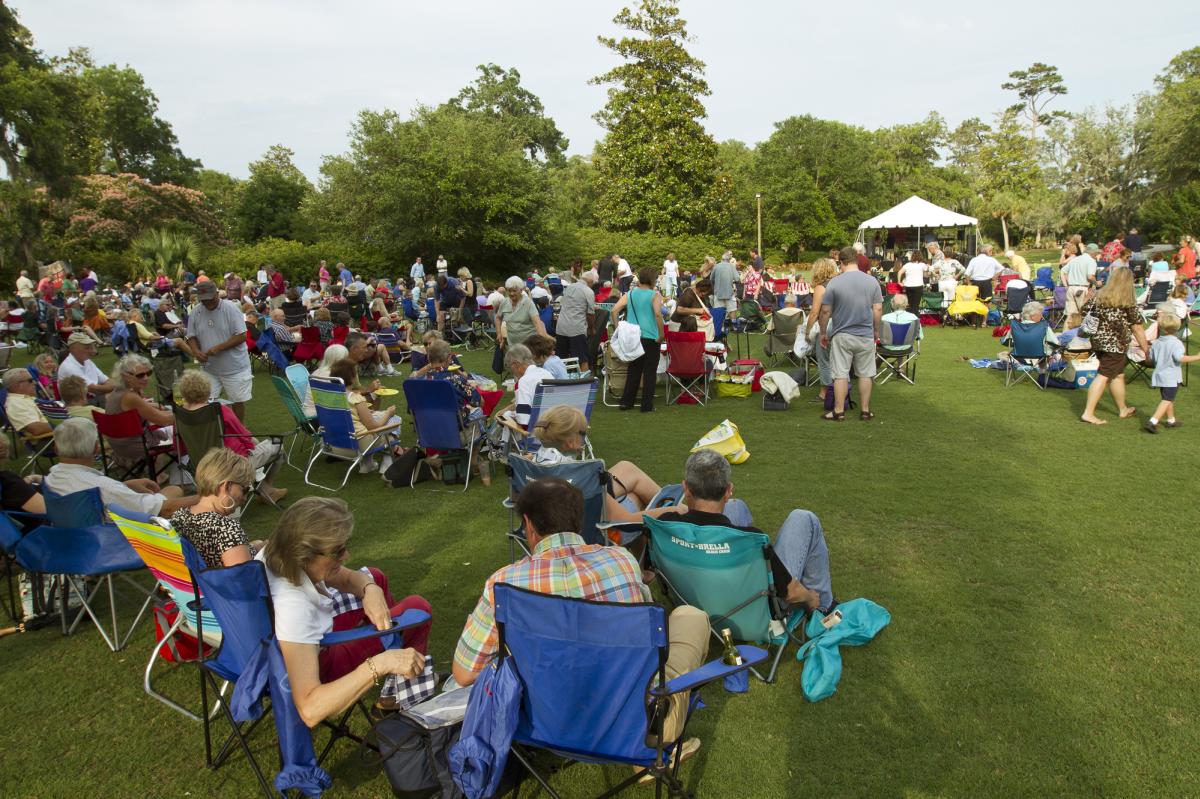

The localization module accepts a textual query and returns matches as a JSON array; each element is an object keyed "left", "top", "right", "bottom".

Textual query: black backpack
[{"left": 369, "top": 716, "right": 463, "bottom": 799}]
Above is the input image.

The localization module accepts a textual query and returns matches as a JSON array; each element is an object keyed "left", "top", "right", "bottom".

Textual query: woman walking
[
  {"left": 1080, "top": 267, "right": 1149, "bottom": 425},
  {"left": 611, "top": 266, "right": 665, "bottom": 413}
]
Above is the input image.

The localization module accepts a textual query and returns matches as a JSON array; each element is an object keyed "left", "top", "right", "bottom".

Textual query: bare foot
[
  {"left": 1119, "top": 407, "right": 1137, "bottom": 419},
  {"left": 1080, "top": 415, "right": 1107, "bottom": 425}
]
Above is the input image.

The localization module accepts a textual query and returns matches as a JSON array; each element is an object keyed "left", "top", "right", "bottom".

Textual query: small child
[{"left": 1144, "top": 313, "right": 1200, "bottom": 433}]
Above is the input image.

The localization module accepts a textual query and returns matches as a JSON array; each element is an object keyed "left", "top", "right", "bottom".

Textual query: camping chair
[
  {"left": 502, "top": 454, "right": 616, "bottom": 561},
  {"left": 151, "top": 351, "right": 185, "bottom": 407},
  {"left": 173, "top": 403, "right": 284, "bottom": 510},
  {"left": 253, "top": 327, "right": 291, "bottom": 373},
  {"left": 34, "top": 398, "right": 70, "bottom": 427},
  {"left": 17, "top": 311, "right": 43, "bottom": 355},
  {"left": 374, "top": 329, "right": 409, "bottom": 364},
  {"left": 876, "top": 319, "right": 921, "bottom": 385},
  {"left": 402, "top": 378, "right": 485, "bottom": 492},
  {"left": 600, "top": 343, "right": 629, "bottom": 408},
  {"left": 182, "top": 537, "right": 431, "bottom": 799},
  {"left": 270, "top": 373, "right": 320, "bottom": 470},
  {"left": 763, "top": 310, "right": 804, "bottom": 367},
  {"left": 93, "top": 408, "right": 176, "bottom": 482},
  {"left": 1002, "top": 283, "right": 1032, "bottom": 318},
  {"left": 737, "top": 297, "right": 767, "bottom": 332},
  {"left": 292, "top": 325, "right": 325, "bottom": 365},
  {"left": 1005, "top": 319, "right": 1058, "bottom": 389},
  {"left": 1033, "top": 266, "right": 1055, "bottom": 292},
  {"left": 500, "top": 378, "right": 597, "bottom": 459},
  {"left": 494, "top": 582, "right": 766, "bottom": 799},
  {"left": 0, "top": 390, "right": 56, "bottom": 476},
  {"left": 109, "top": 505, "right": 221, "bottom": 721},
  {"left": 643, "top": 515, "right": 803, "bottom": 684},
  {"left": 15, "top": 488, "right": 154, "bottom": 652},
  {"left": 346, "top": 292, "right": 369, "bottom": 326},
  {"left": 1043, "top": 286, "right": 1068, "bottom": 328},
  {"left": 709, "top": 306, "right": 727, "bottom": 341},
  {"left": 664, "top": 331, "right": 710, "bottom": 406},
  {"left": 921, "top": 291, "right": 946, "bottom": 319},
  {"left": 304, "top": 376, "right": 401, "bottom": 491},
  {"left": 473, "top": 307, "right": 497, "bottom": 347}
]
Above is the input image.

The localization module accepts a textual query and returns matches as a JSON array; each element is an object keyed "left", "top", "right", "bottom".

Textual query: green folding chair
[
  {"left": 270, "top": 374, "right": 320, "bottom": 471},
  {"left": 644, "top": 515, "right": 805, "bottom": 683}
]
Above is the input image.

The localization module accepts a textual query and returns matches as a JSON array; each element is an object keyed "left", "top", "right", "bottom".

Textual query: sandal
[
  {"left": 859, "top": 411, "right": 875, "bottom": 421},
  {"left": 822, "top": 411, "right": 845, "bottom": 421}
]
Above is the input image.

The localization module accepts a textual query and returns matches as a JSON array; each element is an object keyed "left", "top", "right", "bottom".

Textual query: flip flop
[
  {"left": 1079, "top": 416, "right": 1107, "bottom": 425},
  {"left": 1119, "top": 407, "right": 1137, "bottom": 419},
  {"left": 822, "top": 411, "right": 845, "bottom": 421},
  {"left": 860, "top": 411, "right": 875, "bottom": 421}
]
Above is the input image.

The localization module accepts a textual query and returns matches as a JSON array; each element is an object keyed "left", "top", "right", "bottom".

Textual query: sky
[{"left": 9, "top": 0, "right": 1193, "bottom": 182}]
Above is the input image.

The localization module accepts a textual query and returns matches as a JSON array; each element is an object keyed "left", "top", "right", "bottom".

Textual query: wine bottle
[{"left": 721, "top": 628, "right": 742, "bottom": 666}]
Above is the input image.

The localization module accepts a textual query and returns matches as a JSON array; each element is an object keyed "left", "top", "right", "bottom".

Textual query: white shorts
[{"left": 208, "top": 371, "right": 254, "bottom": 404}]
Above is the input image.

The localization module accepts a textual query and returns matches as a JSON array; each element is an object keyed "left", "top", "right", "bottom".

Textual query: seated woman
[
  {"left": 530, "top": 405, "right": 661, "bottom": 522},
  {"left": 421, "top": 340, "right": 489, "bottom": 485},
  {"left": 312, "top": 306, "right": 336, "bottom": 344},
  {"left": 671, "top": 278, "right": 714, "bottom": 334},
  {"left": 328, "top": 358, "right": 404, "bottom": 474},
  {"left": 176, "top": 370, "right": 288, "bottom": 506},
  {"left": 260, "top": 497, "right": 432, "bottom": 726},
  {"left": 57, "top": 375, "right": 96, "bottom": 421},
  {"left": 302, "top": 344, "right": 350, "bottom": 418},
  {"left": 879, "top": 294, "right": 924, "bottom": 345},
  {"left": 528, "top": 334, "right": 568, "bottom": 379},
  {"left": 172, "top": 448, "right": 263, "bottom": 568},
  {"left": 0, "top": 436, "right": 47, "bottom": 524},
  {"left": 103, "top": 353, "right": 174, "bottom": 470},
  {"left": 128, "top": 309, "right": 193, "bottom": 356},
  {"left": 82, "top": 296, "right": 112, "bottom": 338},
  {"left": 32, "top": 352, "right": 59, "bottom": 398}
]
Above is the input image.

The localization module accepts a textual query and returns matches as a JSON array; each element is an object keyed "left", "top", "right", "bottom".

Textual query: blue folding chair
[
  {"left": 402, "top": 378, "right": 484, "bottom": 492},
  {"left": 182, "top": 536, "right": 431, "bottom": 799},
  {"left": 875, "top": 319, "right": 920, "bottom": 384},
  {"left": 709, "top": 305, "right": 727, "bottom": 340},
  {"left": 503, "top": 455, "right": 613, "bottom": 561},
  {"left": 538, "top": 304, "right": 555, "bottom": 336},
  {"left": 305, "top": 376, "right": 402, "bottom": 491},
  {"left": 644, "top": 515, "right": 805, "bottom": 683},
  {"left": 494, "top": 582, "right": 766, "bottom": 798},
  {"left": 14, "top": 488, "right": 154, "bottom": 651},
  {"left": 501, "top": 378, "right": 598, "bottom": 459},
  {"left": 254, "top": 327, "right": 291, "bottom": 372},
  {"left": 401, "top": 297, "right": 419, "bottom": 322},
  {"left": 1033, "top": 266, "right": 1055, "bottom": 291},
  {"left": 0, "top": 507, "right": 53, "bottom": 623},
  {"left": 1005, "top": 319, "right": 1059, "bottom": 389}
]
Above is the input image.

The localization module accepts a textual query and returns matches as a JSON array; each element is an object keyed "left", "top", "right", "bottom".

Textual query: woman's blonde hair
[
  {"left": 1095, "top": 266, "right": 1135, "bottom": 308},
  {"left": 34, "top": 352, "right": 58, "bottom": 373},
  {"left": 194, "top": 447, "right": 254, "bottom": 497},
  {"left": 314, "top": 306, "right": 331, "bottom": 321},
  {"left": 457, "top": 267, "right": 472, "bottom": 279},
  {"left": 811, "top": 258, "right": 838, "bottom": 286},
  {"left": 58, "top": 375, "right": 88, "bottom": 405},
  {"left": 532, "top": 405, "right": 588, "bottom": 450},
  {"left": 176, "top": 369, "right": 213, "bottom": 406},
  {"left": 263, "top": 497, "right": 355, "bottom": 586}
]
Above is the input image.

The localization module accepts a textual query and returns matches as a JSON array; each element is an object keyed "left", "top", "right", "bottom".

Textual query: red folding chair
[
  {"left": 92, "top": 408, "right": 177, "bottom": 482},
  {"left": 292, "top": 325, "right": 326, "bottom": 365},
  {"left": 664, "top": 331, "right": 710, "bottom": 406}
]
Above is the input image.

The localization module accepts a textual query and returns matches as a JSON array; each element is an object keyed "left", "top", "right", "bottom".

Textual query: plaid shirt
[{"left": 453, "top": 532, "right": 651, "bottom": 675}]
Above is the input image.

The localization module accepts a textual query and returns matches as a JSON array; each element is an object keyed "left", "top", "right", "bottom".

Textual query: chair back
[
  {"left": 709, "top": 306, "right": 727, "bottom": 339},
  {"left": 1005, "top": 284, "right": 1032, "bottom": 314},
  {"left": 765, "top": 311, "right": 802, "bottom": 354},
  {"left": 1034, "top": 266, "right": 1055, "bottom": 289},
  {"left": 182, "top": 536, "right": 273, "bottom": 682},
  {"left": 954, "top": 284, "right": 979, "bottom": 303},
  {"left": 1009, "top": 320, "right": 1052, "bottom": 359},
  {"left": 0, "top": 510, "right": 25, "bottom": 555},
  {"left": 35, "top": 398, "right": 70, "bottom": 427},
  {"left": 881, "top": 319, "right": 919, "bottom": 348},
  {"left": 425, "top": 298, "right": 436, "bottom": 322},
  {"left": 494, "top": 582, "right": 666, "bottom": 764},
  {"left": 92, "top": 407, "right": 146, "bottom": 439},
  {"left": 109, "top": 505, "right": 217, "bottom": 633},
  {"left": 309, "top": 376, "right": 359, "bottom": 451},
  {"left": 347, "top": 293, "right": 368, "bottom": 320},
  {"left": 506, "top": 454, "right": 607, "bottom": 546},
  {"left": 44, "top": 486, "right": 107, "bottom": 529},
  {"left": 173, "top": 403, "right": 225, "bottom": 468},
  {"left": 402, "top": 378, "right": 466, "bottom": 452},
  {"left": 666, "top": 331, "right": 707, "bottom": 377},
  {"left": 538, "top": 305, "right": 554, "bottom": 335},
  {"left": 283, "top": 304, "right": 307, "bottom": 328},
  {"left": 256, "top": 328, "right": 291, "bottom": 371},
  {"left": 644, "top": 515, "right": 773, "bottom": 642},
  {"left": 401, "top": 298, "right": 418, "bottom": 321},
  {"left": 284, "top": 363, "right": 311, "bottom": 404},
  {"left": 151, "top": 353, "right": 185, "bottom": 406},
  {"left": 1148, "top": 281, "right": 1171, "bottom": 304},
  {"left": 921, "top": 292, "right": 944, "bottom": 312},
  {"left": 330, "top": 325, "right": 349, "bottom": 346},
  {"left": 271, "top": 374, "right": 312, "bottom": 426},
  {"left": 524, "top": 379, "right": 597, "bottom": 450}
]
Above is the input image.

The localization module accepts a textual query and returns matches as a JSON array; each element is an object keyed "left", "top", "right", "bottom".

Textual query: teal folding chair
[
  {"left": 644, "top": 515, "right": 804, "bottom": 683},
  {"left": 270, "top": 374, "right": 320, "bottom": 470}
]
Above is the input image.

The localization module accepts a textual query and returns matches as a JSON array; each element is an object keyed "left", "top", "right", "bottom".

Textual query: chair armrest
[
  {"left": 651, "top": 645, "right": 768, "bottom": 696},
  {"left": 318, "top": 607, "right": 431, "bottom": 647},
  {"left": 5, "top": 510, "right": 47, "bottom": 522},
  {"left": 186, "top": 597, "right": 211, "bottom": 613},
  {"left": 497, "top": 416, "right": 526, "bottom": 437},
  {"left": 358, "top": 420, "right": 402, "bottom": 438}
]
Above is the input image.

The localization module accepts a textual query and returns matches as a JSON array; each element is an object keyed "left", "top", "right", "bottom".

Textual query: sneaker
[
  {"left": 359, "top": 458, "right": 378, "bottom": 474},
  {"left": 1143, "top": 420, "right": 1159, "bottom": 434},
  {"left": 1165, "top": 419, "right": 1182, "bottom": 428},
  {"left": 636, "top": 738, "right": 701, "bottom": 784}
]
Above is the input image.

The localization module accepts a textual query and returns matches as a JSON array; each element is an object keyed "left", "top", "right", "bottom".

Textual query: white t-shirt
[
  {"left": 964, "top": 254, "right": 1003, "bottom": 281},
  {"left": 486, "top": 290, "right": 504, "bottom": 311},
  {"left": 515, "top": 364, "right": 553, "bottom": 426},
  {"left": 257, "top": 548, "right": 335, "bottom": 646},
  {"left": 663, "top": 259, "right": 679, "bottom": 278},
  {"left": 900, "top": 262, "right": 926, "bottom": 288},
  {"left": 44, "top": 462, "right": 166, "bottom": 516},
  {"left": 58, "top": 355, "right": 108, "bottom": 388}
]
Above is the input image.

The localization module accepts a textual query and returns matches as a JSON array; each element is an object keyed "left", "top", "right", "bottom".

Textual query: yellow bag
[
  {"left": 690, "top": 419, "right": 750, "bottom": 464},
  {"left": 714, "top": 374, "right": 752, "bottom": 398}
]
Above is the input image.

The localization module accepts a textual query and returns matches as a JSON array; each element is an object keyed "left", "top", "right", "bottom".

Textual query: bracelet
[{"left": 365, "top": 656, "right": 380, "bottom": 685}]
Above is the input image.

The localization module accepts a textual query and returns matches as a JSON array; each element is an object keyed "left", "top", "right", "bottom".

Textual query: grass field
[{"left": 2, "top": 321, "right": 1198, "bottom": 798}]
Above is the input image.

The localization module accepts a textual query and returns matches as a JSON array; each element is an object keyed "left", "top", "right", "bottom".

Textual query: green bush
[
  {"left": 567, "top": 227, "right": 742, "bottom": 273},
  {"left": 202, "top": 237, "right": 395, "bottom": 285}
]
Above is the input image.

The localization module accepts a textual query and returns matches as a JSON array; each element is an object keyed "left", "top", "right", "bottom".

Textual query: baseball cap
[
  {"left": 67, "top": 332, "right": 96, "bottom": 347},
  {"left": 1085, "top": 243, "right": 1100, "bottom": 253},
  {"left": 194, "top": 281, "right": 219, "bottom": 299}
]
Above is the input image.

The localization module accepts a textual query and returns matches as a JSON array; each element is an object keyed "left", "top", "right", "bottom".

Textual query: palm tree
[{"left": 132, "top": 228, "right": 200, "bottom": 282}]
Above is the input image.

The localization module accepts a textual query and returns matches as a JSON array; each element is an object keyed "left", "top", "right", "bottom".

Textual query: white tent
[{"left": 855, "top": 195, "right": 980, "bottom": 256}]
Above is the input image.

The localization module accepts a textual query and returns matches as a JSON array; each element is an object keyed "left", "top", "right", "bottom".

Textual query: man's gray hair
[
  {"left": 683, "top": 449, "right": 732, "bottom": 502},
  {"left": 115, "top": 353, "right": 151, "bottom": 377},
  {"left": 504, "top": 276, "right": 525, "bottom": 291},
  {"left": 852, "top": 241, "right": 865, "bottom": 254},
  {"left": 2, "top": 368, "right": 29, "bottom": 391},
  {"left": 54, "top": 418, "right": 99, "bottom": 459},
  {"left": 982, "top": 244, "right": 994, "bottom": 254},
  {"left": 505, "top": 343, "right": 534, "bottom": 368},
  {"left": 722, "top": 251, "right": 733, "bottom": 261},
  {"left": 1020, "top": 301, "right": 1044, "bottom": 322}
]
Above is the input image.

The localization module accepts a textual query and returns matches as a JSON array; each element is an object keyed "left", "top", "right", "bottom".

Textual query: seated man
[
  {"left": 657, "top": 450, "right": 833, "bottom": 613},
  {"left": 57, "top": 332, "right": 117, "bottom": 396},
  {"left": 3, "top": 368, "right": 52, "bottom": 438},
  {"left": 453, "top": 477, "right": 708, "bottom": 767},
  {"left": 345, "top": 330, "right": 397, "bottom": 377},
  {"left": 268, "top": 308, "right": 300, "bottom": 354},
  {"left": 880, "top": 294, "right": 923, "bottom": 347},
  {"left": 42, "top": 418, "right": 199, "bottom": 516}
]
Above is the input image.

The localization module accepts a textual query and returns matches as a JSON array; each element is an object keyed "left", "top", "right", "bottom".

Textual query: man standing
[
  {"left": 711, "top": 251, "right": 738, "bottom": 315},
  {"left": 223, "top": 272, "right": 243, "bottom": 302},
  {"left": 267, "top": 267, "right": 287, "bottom": 310},
  {"left": 599, "top": 255, "right": 617, "bottom": 287},
  {"left": 818, "top": 247, "right": 882, "bottom": 421},
  {"left": 186, "top": 280, "right": 252, "bottom": 420},
  {"left": 662, "top": 252, "right": 679, "bottom": 298},
  {"left": 435, "top": 254, "right": 448, "bottom": 277},
  {"left": 16, "top": 270, "right": 34, "bottom": 300},
  {"left": 1059, "top": 243, "right": 1098, "bottom": 330},
  {"left": 410, "top": 257, "right": 425, "bottom": 287},
  {"left": 964, "top": 244, "right": 1003, "bottom": 301},
  {"left": 555, "top": 272, "right": 596, "bottom": 372},
  {"left": 58, "top": 333, "right": 117, "bottom": 396},
  {"left": 337, "top": 261, "right": 353, "bottom": 288}
]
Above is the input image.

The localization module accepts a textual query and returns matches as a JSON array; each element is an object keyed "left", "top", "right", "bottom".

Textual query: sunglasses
[
  {"left": 320, "top": 544, "right": 348, "bottom": 560},
  {"left": 130, "top": 371, "right": 152, "bottom": 379}
]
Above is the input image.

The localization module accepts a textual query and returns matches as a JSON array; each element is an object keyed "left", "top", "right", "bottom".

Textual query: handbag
[
  {"left": 370, "top": 715, "right": 464, "bottom": 799},
  {"left": 611, "top": 295, "right": 645, "bottom": 362},
  {"left": 695, "top": 294, "right": 716, "bottom": 342},
  {"left": 1079, "top": 308, "right": 1099, "bottom": 338}
]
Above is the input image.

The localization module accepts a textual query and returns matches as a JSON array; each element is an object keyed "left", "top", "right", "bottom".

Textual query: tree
[
  {"left": 448, "top": 64, "right": 568, "bottom": 163},
  {"left": 1140, "top": 47, "right": 1200, "bottom": 189},
  {"left": 1001, "top": 62, "right": 1069, "bottom": 140},
  {"left": 234, "top": 145, "right": 313, "bottom": 243},
  {"left": 973, "top": 112, "right": 1041, "bottom": 251},
  {"left": 193, "top": 168, "right": 243, "bottom": 238},
  {"left": 308, "top": 106, "right": 549, "bottom": 269},
  {"left": 590, "top": 0, "right": 730, "bottom": 235},
  {"left": 1044, "top": 107, "right": 1141, "bottom": 238},
  {"left": 545, "top": 154, "right": 600, "bottom": 231},
  {"left": 132, "top": 227, "right": 199, "bottom": 281}
]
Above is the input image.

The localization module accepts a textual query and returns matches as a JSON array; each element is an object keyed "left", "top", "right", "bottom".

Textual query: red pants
[{"left": 318, "top": 567, "right": 432, "bottom": 682}]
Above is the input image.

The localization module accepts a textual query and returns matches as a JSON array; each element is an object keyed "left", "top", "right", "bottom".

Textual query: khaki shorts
[
  {"left": 1065, "top": 287, "right": 1089, "bottom": 316},
  {"left": 829, "top": 334, "right": 877, "bottom": 380}
]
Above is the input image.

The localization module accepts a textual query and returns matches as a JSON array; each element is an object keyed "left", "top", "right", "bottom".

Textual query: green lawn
[{"left": 2, "top": 326, "right": 1197, "bottom": 798}]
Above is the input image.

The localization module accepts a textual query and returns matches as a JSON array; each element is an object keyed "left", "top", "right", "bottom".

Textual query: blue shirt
[
  {"left": 339, "top": 268, "right": 353, "bottom": 286},
  {"left": 543, "top": 356, "right": 569, "bottom": 380},
  {"left": 1150, "top": 335, "right": 1185, "bottom": 387},
  {"left": 410, "top": 262, "right": 425, "bottom": 282}
]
